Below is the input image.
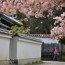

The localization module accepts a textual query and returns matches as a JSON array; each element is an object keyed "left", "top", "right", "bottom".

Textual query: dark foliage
[{"left": 59, "top": 36, "right": 65, "bottom": 45}]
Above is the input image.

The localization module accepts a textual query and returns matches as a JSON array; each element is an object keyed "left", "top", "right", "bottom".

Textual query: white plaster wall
[
  {"left": 0, "top": 34, "right": 11, "bottom": 60},
  {"left": 9, "top": 38, "right": 17, "bottom": 59},
  {"left": 17, "top": 38, "right": 42, "bottom": 59}
]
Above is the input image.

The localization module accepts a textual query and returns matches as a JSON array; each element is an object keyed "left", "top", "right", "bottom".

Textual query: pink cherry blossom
[
  {"left": 0, "top": 0, "right": 64, "bottom": 17},
  {"left": 61, "top": 12, "right": 65, "bottom": 17},
  {"left": 53, "top": 16, "right": 62, "bottom": 21},
  {"left": 51, "top": 12, "right": 65, "bottom": 39}
]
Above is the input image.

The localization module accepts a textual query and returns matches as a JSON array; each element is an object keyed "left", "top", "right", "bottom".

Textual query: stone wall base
[
  {"left": 18, "top": 58, "right": 41, "bottom": 64},
  {"left": 0, "top": 58, "right": 41, "bottom": 65},
  {"left": 0, "top": 60, "right": 9, "bottom": 65}
]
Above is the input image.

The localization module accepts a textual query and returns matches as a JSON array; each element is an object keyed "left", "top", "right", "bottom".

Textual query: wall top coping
[
  {"left": 0, "top": 28, "right": 11, "bottom": 38},
  {"left": 18, "top": 35, "right": 42, "bottom": 43},
  {"left": 0, "top": 28, "right": 10, "bottom": 34},
  {"left": 15, "top": 35, "right": 42, "bottom": 43}
]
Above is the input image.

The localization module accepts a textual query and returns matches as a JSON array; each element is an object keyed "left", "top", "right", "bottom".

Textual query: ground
[{"left": 39, "top": 61, "right": 65, "bottom": 65}]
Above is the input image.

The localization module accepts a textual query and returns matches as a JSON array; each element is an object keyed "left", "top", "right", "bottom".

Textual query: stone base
[
  {"left": 0, "top": 60, "right": 9, "bottom": 65},
  {"left": 0, "top": 58, "right": 41, "bottom": 65},
  {"left": 18, "top": 58, "right": 41, "bottom": 64}
]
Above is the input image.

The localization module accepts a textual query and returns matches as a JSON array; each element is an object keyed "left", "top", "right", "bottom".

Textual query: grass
[
  {"left": 59, "top": 54, "right": 65, "bottom": 61},
  {"left": 25, "top": 61, "right": 43, "bottom": 65},
  {"left": 61, "top": 55, "right": 65, "bottom": 61}
]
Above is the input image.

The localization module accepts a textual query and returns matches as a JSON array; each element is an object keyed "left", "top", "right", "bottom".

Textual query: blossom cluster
[
  {"left": 50, "top": 12, "right": 65, "bottom": 39},
  {"left": 0, "top": 0, "right": 65, "bottom": 18}
]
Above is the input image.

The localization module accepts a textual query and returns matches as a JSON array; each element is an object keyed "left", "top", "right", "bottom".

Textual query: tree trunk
[{"left": 61, "top": 43, "right": 63, "bottom": 60}]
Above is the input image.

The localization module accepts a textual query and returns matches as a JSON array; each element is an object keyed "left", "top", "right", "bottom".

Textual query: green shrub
[
  {"left": 10, "top": 25, "right": 30, "bottom": 36},
  {"left": 25, "top": 63, "right": 32, "bottom": 65},
  {"left": 61, "top": 55, "right": 65, "bottom": 61},
  {"left": 25, "top": 61, "right": 43, "bottom": 65}
]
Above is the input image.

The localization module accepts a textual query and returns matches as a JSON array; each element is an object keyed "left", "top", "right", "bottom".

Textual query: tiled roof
[
  {"left": 20, "top": 34, "right": 51, "bottom": 38},
  {"left": 39, "top": 34, "right": 51, "bottom": 38}
]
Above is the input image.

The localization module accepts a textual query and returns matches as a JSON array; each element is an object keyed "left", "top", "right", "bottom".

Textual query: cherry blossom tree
[
  {"left": 0, "top": 0, "right": 65, "bottom": 35},
  {"left": 50, "top": 12, "right": 65, "bottom": 44},
  {"left": 0, "top": 0, "right": 65, "bottom": 18},
  {"left": 50, "top": 13, "right": 65, "bottom": 60}
]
